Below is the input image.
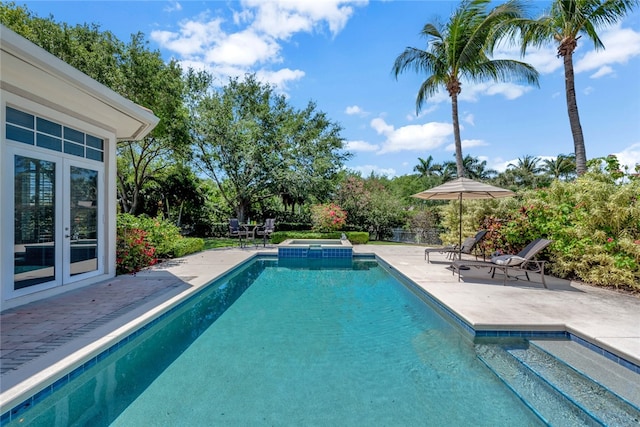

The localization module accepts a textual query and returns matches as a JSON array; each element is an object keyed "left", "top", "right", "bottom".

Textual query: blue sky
[{"left": 20, "top": 0, "right": 640, "bottom": 177}]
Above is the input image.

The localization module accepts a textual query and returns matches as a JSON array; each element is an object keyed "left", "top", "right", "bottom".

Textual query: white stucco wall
[{"left": 0, "top": 25, "right": 158, "bottom": 309}]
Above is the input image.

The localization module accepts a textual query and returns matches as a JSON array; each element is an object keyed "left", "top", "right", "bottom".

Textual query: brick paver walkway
[{"left": 0, "top": 275, "right": 186, "bottom": 376}]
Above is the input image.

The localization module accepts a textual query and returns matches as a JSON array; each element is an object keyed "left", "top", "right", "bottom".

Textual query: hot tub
[{"left": 278, "top": 238, "right": 352, "bottom": 258}]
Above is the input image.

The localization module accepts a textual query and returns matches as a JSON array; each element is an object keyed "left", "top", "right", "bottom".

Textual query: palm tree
[
  {"left": 507, "top": 155, "right": 543, "bottom": 187},
  {"left": 520, "top": 0, "right": 638, "bottom": 175},
  {"left": 413, "top": 155, "right": 441, "bottom": 177},
  {"left": 543, "top": 153, "right": 577, "bottom": 180},
  {"left": 462, "top": 154, "right": 498, "bottom": 180},
  {"left": 393, "top": 0, "right": 539, "bottom": 178}
]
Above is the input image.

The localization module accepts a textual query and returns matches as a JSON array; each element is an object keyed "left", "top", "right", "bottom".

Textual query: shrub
[
  {"left": 116, "top": 227, "right": 157, "bottom": 275},
  {"left": 437, "top": 170, "right": 639, "bottom": 290},
  {"left": 168, "top": 237, "right": 205, "bottom": 258},
  {"left": 310, "top": 203, "right": 347, "bottom": 232},
  {"left": 116, "top": 214, "right": 206, "bottom": 274}
]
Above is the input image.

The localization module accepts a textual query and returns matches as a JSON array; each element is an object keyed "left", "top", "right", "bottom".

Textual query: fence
[{"left": 389, "top": 228, "right": 443, "bottom": 245}]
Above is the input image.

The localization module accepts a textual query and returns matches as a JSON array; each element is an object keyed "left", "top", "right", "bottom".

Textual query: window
[{"left": 5, "top": 107, "right": 104, "bottom": 162}]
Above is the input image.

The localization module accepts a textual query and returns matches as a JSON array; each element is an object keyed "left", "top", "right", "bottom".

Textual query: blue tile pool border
[
  {"left": 278, "top": 247, "right": 352, "bottom": 258},
  {"left": 2, "top": 253, "right": 638, "bottom": 425}
]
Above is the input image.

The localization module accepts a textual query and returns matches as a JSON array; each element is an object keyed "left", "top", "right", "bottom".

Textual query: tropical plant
[
  {"left": 519, "top": 0, "right": 638, "bottom": 175},
  {"left": 393, "top": 0, "right": 539, "bottom": 177}
]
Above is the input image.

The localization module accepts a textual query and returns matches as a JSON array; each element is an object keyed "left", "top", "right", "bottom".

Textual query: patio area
[{"left": 1, "top": 244, "right": 639, "bottom": 412}]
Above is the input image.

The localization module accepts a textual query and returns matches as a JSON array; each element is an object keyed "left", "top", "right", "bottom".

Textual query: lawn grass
[{"left": 203, "top": 238, "right": 242, "bottom": 250}]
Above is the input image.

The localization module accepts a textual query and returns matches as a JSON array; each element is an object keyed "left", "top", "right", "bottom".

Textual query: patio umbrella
[{"left": 411, "top": 177, "right": 515, "bottom": 259}]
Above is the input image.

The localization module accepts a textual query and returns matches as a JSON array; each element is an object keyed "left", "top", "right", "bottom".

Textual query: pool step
[
  {"left": 476, "top": 342, "right": 640, "bottom": 427},
  {"left": 475, "top": 343, "right": 598, "bottom": 426},
  {"left": 530, "top": 339, "right": 640, "bottom": 409}
]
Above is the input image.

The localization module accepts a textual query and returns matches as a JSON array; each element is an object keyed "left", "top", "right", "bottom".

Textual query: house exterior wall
[
  {"left": 0, "top": 25, "right": 158, "bottom": 310},
  {"left": 1, "top": 92, "right": 117, "bottom": 309}
]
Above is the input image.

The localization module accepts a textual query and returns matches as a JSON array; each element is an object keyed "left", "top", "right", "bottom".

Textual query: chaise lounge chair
[
  {"left": 451, "top": 238, "right": 553, "bottom": 288},
  {"left": 425, "top": 230, "right": 488, "bottom": 263}
]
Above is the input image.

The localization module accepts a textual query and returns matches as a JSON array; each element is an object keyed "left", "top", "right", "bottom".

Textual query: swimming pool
[{"left": 3, "top": 257, "right": 637, "bottom": 425}]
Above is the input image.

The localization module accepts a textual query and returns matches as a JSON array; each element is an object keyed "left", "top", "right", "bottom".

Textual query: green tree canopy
[{"left": 192, "top": 74, "right": 349, "bottom": 223}]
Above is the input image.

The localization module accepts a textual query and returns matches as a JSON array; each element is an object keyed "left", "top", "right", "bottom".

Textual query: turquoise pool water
[{"left": 8, "top": 258, "right": 543, "bottom": 426}]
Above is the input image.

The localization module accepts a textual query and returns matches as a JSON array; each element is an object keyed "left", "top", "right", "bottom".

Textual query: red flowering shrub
[
  {"left": 310, "top": 203, "right": 347, "bottom": 232},
  {"left": 116, "top": 227, "right": 157, "bottom": 275}
]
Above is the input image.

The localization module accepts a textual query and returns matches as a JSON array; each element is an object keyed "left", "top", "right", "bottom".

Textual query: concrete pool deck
[{"left": 1, "top": 244, "right": 639, "bottom": 411}]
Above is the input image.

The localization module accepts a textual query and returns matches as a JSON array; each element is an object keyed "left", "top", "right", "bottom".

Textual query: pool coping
[{"left": 2, "top": 247, "right": 639, "bottom": 424}]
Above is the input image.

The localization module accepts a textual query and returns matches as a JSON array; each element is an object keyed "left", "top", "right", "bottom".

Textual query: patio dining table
[{"left": 239, "top": 223, "right": 258, "bottom": 248}]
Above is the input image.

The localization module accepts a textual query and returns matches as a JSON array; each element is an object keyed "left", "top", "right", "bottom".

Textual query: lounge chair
[
  {"left": 254, "top": 218, "right": 275, "bottom": 247},
  {"left": 451, "top": 238, "right": 553, "bottom": 288},
  {"left": 424, "top": 230, "right": 487, "bottom": 262}
]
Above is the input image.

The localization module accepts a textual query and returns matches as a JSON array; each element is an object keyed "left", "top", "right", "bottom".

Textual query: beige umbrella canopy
[{"left": 412, "top": 177, "right": 515, "bottom": 259}]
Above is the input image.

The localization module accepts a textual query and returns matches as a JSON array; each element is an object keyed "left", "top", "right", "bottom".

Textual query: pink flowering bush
[
  {"left": 310, "top": 203, "right": 347, "bottom": 232},
  {"left": 116, "top": 227, "right": 157, "bottom": 275}
]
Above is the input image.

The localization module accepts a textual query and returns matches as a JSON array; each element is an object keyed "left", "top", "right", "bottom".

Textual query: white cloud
[
  {"left": 370, "top": 117, "right": 395, "bottom": 135},
  {"left": 150, "top": 1, "right": 366, "bottom": 91},
  {"left": 406, "top": 104, "right": 438, "bottom": 121},
  {"left": 371, "top": 118, "right": 452, "bottom": 154},
  {"left": 345, "top": 105, "right": 369, "bottom": 116},
  {"left": 494, "top": 39, "right": 561, "bottom": 75},
  {"left": 206, "top": 30, "right": 281, "bottom": 66},
  {"left": 350, "top": 164, "right": 397, "bottom": 177},
  {"left": 463, "top": 113, "right": 475, "bottom": 126},
  {"left": 164, "top": 1, "right": 182, "bottom": 13},
  {"left": 614, "top": 143, "right": 640, "bottom": 171},
  {"left": 242, "top": 0, "right": 365, "bottom": 38},
  {"left": 482, "top": 82, "right": 534, "bottom": 100},
  {"left": 424, "top": 80, "right": 533, "bottom": 105},
  {"left": 590, "top": 65, "right": 614, "bottom": 78},
  {"left": 445, "top": 139, "right": 488, "bottom": 152},
  {"left": 345, "top": 140, "right": 378, "bottom": 152},
  {"left": 583, "top": 86, "right": 594, "bottom": 95},
  {"left": 255, "top": 68, "right": 306, "bottom": 92},
  {"left": 151, "top": 17, "right": 225, "bottom": 57},
  {"left": 575, "top": 24, "right": 640, "bottom": 74}
]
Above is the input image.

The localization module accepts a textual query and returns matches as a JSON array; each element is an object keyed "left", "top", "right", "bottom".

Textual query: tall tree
[
  {"left": 520, "top": 0, "right": 638, "bottom": 175},
  {"left": 393, "top": 0, "right": 539, "bottom": 178},
  {"left": 193, "top": 74, "right": 348, "bottom": 223},
  {"left": 116, "top": 33, "right": 189, "bottom": 214}
]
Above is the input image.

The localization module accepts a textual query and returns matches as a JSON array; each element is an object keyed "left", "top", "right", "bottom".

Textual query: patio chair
[
  {"left": 451, "top": 238, "right": 553, "bottom": 288},
  {"left": 424, "top": 230, "right": 487, "bottom": 263},
  {"left": 228, "top": 218, "right": 248, "bottom": 246},
  {"left": 254, "top": 218, "right": 275, "bottom": 247}
]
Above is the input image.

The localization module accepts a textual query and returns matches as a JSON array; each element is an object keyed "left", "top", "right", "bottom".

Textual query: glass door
[
  {"left": 13, "top": 152, "right": 102, "bottom": 292},
  {"left": 13, "top": 155, "right": 57, "bottom": 289},
  {"left": 65, "top": 165, "right": 99, "bottom": 278}
]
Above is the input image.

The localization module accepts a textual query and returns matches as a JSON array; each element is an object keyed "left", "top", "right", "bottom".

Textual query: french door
[{"left": 12, "top": 149, "right": 103, "bottom": 292}]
